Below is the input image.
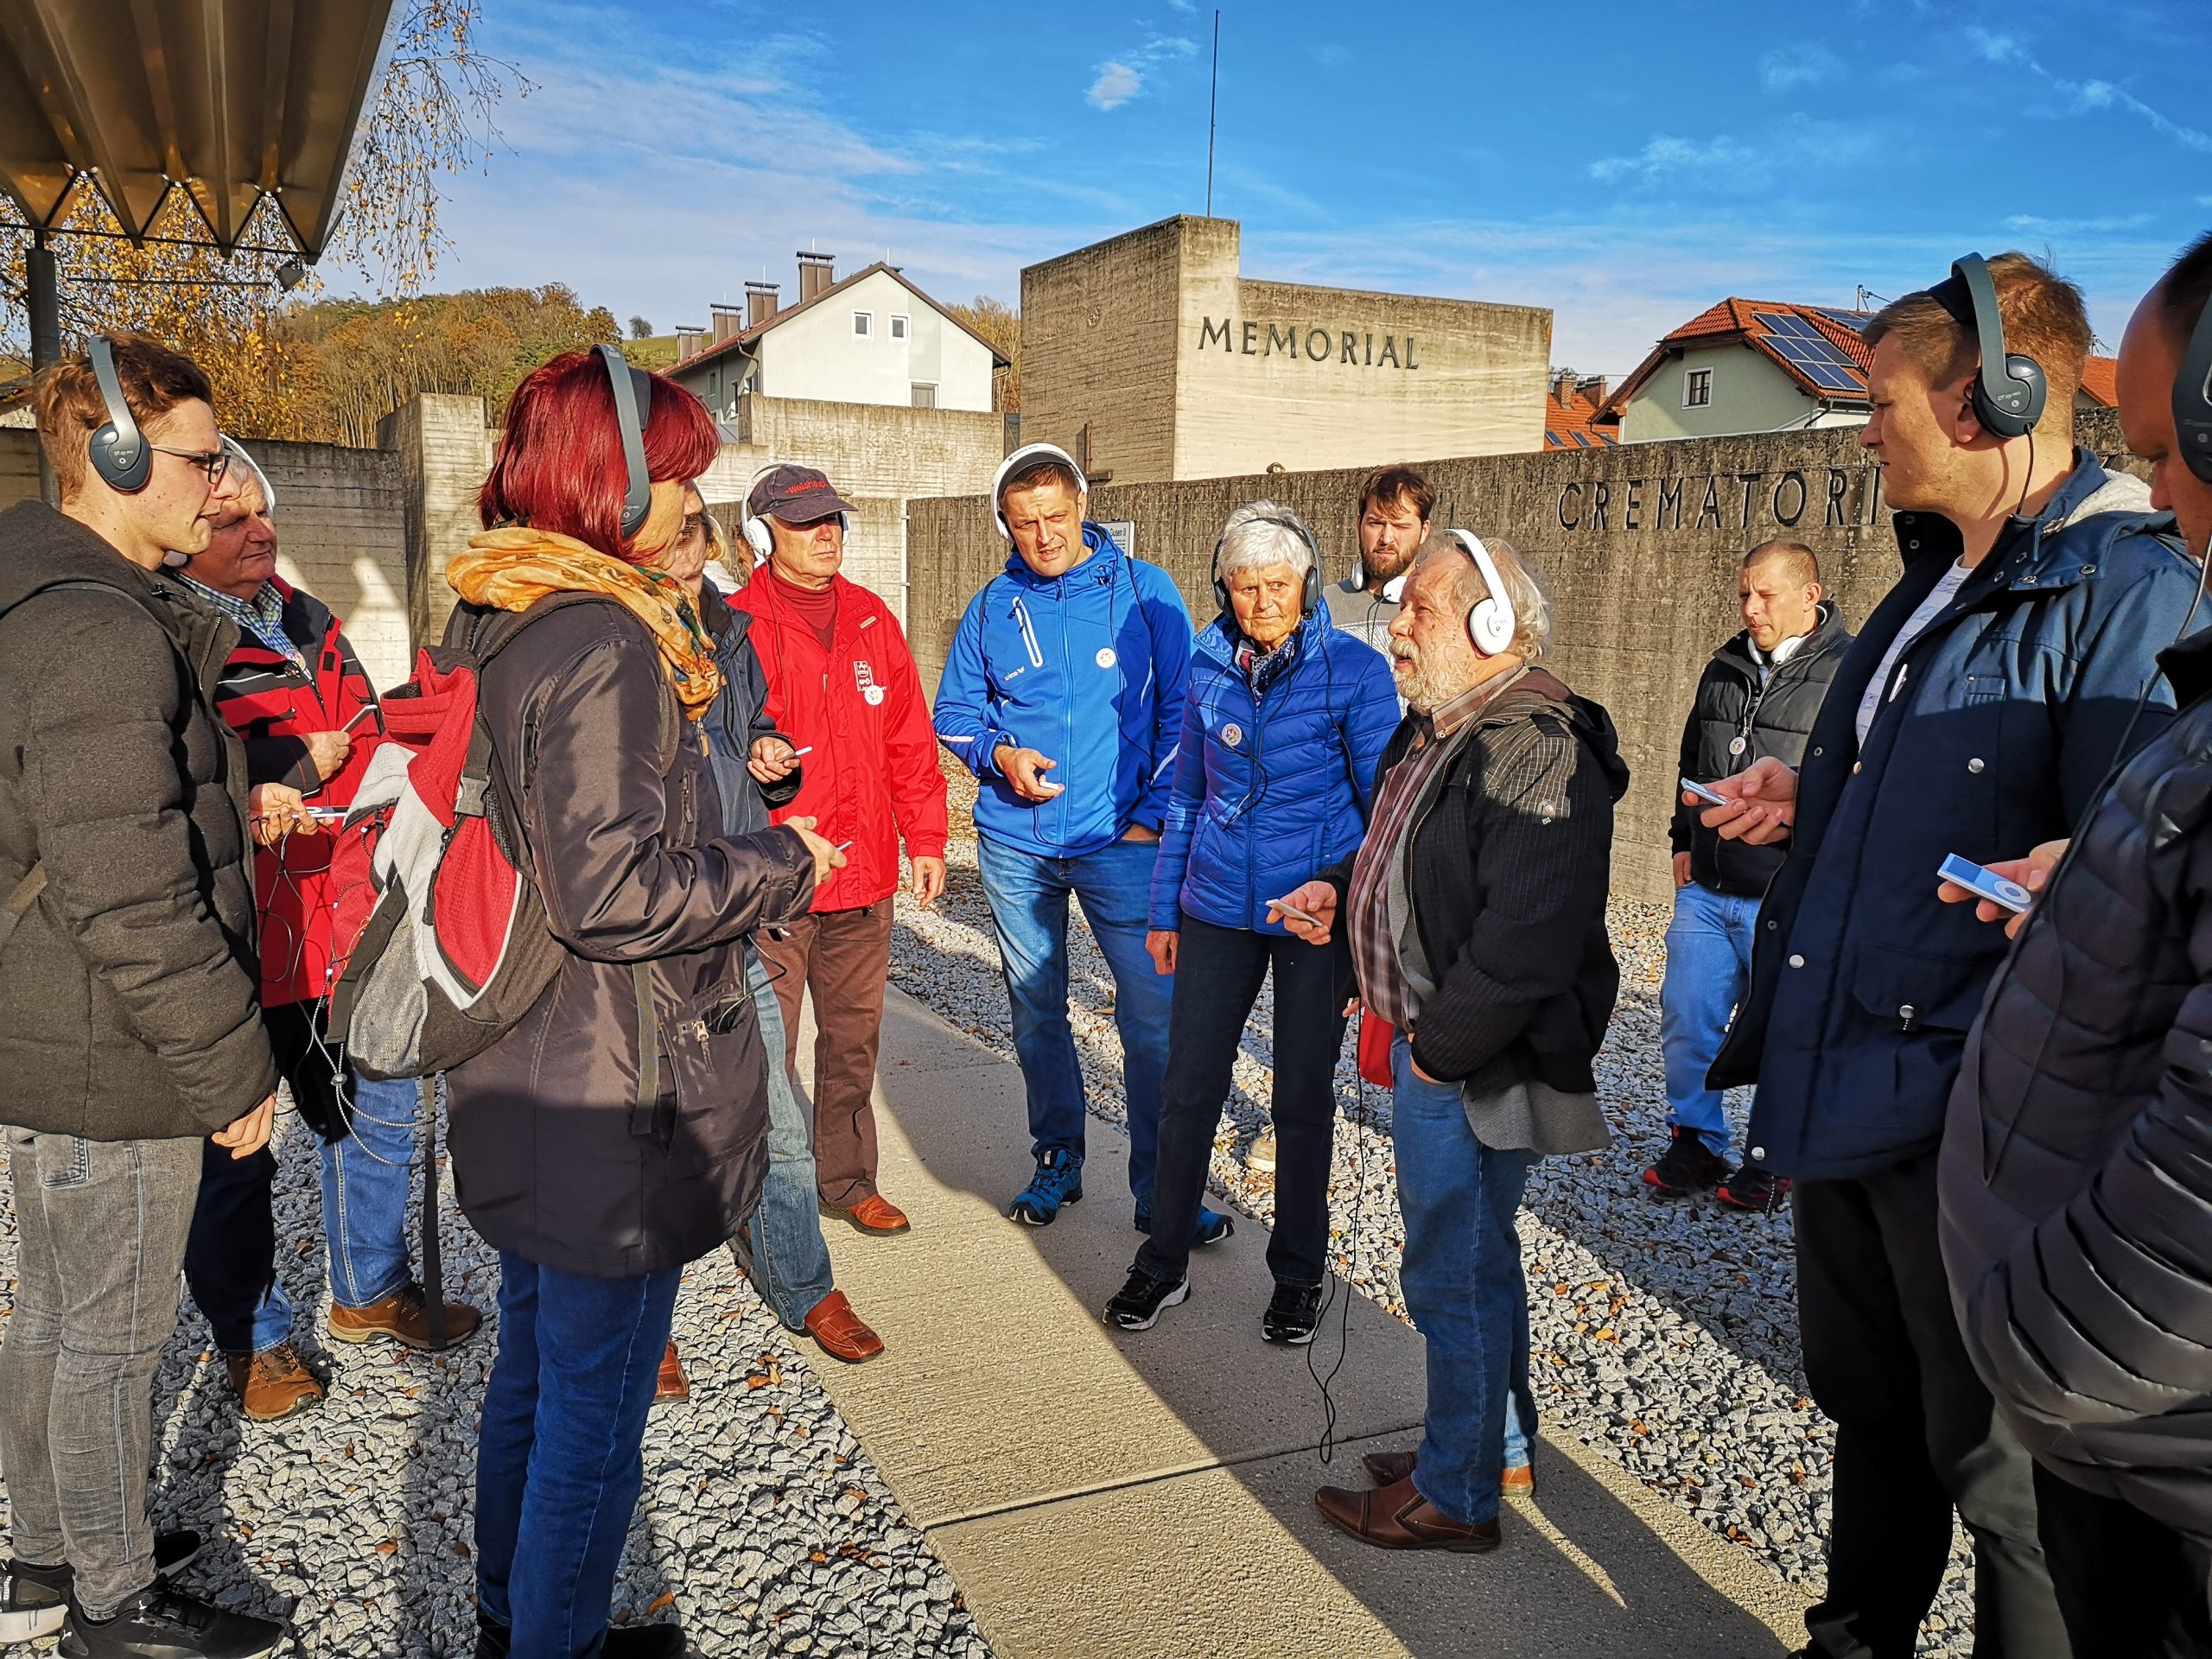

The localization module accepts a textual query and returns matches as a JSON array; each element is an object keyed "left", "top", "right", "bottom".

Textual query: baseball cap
[{"left": 748, "top": 463, "right": 857, "bottom": 526}]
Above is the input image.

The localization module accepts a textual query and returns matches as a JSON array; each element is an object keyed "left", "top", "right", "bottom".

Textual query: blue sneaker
[
  {"left": 1009, "top": 1150, "right": 1084, "bottom": 1225},
  {"left": 1133, "top": 1202, "right": 1235, "bottom": 1247}
]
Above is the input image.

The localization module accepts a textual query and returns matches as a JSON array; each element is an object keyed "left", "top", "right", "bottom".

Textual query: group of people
[{"left": 0, "top": 228, "right": 2206, "bottom": 1659}]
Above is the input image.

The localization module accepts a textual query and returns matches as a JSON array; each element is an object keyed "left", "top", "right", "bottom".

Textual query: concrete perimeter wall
[
  {"left": 907, "top": 410, "right": 2135, "bottom": 904},
  {"left": 2, "top": 428, "right": 412, "bottom": 690}
]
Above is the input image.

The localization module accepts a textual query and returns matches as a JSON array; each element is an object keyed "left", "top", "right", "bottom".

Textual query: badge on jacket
[
  {"left": 1222, "top": 722, "right": 1243, "bottom": 747},
  {"left": 1096, "top": 646, "right": 1117, "bottom": 669},
  {"left": 854, "top": 660, "right": 886, "bottom": 706}
]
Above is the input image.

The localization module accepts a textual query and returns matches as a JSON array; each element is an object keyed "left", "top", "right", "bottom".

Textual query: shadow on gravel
[{"left": 823, "top": 984, "right": 1798, "bottom": 1659}]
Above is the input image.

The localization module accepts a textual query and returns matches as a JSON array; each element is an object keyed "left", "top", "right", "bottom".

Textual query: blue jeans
[
  {"left": 976, "top": 834, "right": 1173, "bottom": 1204},
  {"left": 1659, "top": 880, "right": 1761, "bottom": 1158},
  {"left": 1392, "top": 1037, "right": 1538, "bottom": 1527},
  {"left": 184, "top": 1070, "right": 419, "bottom": 1355},
  {"left": 736, "top": 952, "right": 836, "bottom": 1330},
  {"left": 475, "top": 1252, "right": 682, "bottom": 1659}
]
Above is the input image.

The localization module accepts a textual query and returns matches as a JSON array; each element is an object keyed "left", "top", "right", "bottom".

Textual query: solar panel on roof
[
  {"left": 1754, "top": 310, "right": 1821, "bottom": 340},
  {"left": 1764, "top": 333, "right": 1866, "bottom": 394},
  {"left": 1812, "top": 308, "right": 1873, "bottom": 333}
]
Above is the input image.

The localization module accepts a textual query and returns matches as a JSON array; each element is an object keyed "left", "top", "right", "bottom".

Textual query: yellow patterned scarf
[{"left": 448, "top": 527, "right": 722, "bottom": 718}]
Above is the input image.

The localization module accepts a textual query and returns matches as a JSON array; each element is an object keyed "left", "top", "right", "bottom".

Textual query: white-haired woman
[{"left": 1105, "top": 501, "right": 1400, "bottom": 1341}]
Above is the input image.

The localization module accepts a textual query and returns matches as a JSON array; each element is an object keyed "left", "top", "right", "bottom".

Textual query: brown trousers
[{"left": 756, "top": 900, "right": 894, "bottom": 1209}]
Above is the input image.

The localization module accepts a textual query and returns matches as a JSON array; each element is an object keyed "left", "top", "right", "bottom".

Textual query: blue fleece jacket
[
  {"left": 932, "top": 525, "right": 1192, "bottom": 859},
  {"left": 1149, "top": 610, "right": 1399, "bottom": 933}
]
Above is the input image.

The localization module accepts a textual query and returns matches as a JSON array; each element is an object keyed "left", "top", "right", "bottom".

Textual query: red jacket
[
  {"left": 728, "top": 571, "right": 947, "bottom": 912},
  {"left": 206, "top": 577, "right": 384, "bottom": 1007}
]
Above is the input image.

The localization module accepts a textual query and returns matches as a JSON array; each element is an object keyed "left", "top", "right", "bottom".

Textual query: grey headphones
[
  {"left": 2177, "top": 280, "right": 2212, "bottom": 488},
  {"left": 1938, "top": 254, "right": 2048, "bottom": 441},
  {"left": 1211, "top": 509, "right": 1322, "bottom": 620},
  {"left": 88, "top": 337, "right": 151, "bottom": 493},
  {"left": 594, "top": 344, "right": 654, "bottom": 537}
]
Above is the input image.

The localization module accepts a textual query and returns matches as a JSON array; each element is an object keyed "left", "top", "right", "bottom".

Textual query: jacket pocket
[{"left": 1849, "top": 940, "right": 1993, "bottom": 1033}]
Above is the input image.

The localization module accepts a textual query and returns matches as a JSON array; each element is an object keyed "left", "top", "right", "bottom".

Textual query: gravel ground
[
  {"left": 894, "top": 772, "right": 1979, "bottom": 1656},
  {"left": 0, "top": 1111, "right": 990, "bottom": 1658},
  {"left": 3, "top": 768, "right": 1974, "bottom": 1656}
]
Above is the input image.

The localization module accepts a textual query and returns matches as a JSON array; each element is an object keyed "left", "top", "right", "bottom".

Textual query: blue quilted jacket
[{"left": 1149, "top": 609, "right": 1399, "bottom": 934}]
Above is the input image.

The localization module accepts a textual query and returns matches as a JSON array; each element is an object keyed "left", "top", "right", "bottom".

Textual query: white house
[{"left": 668, "top": 255, "right": 1006, "bottom": 422}]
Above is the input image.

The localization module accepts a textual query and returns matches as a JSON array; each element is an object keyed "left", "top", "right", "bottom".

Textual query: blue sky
[{"left": 411, "top": 0, "right": 2212, "bottom": 378}]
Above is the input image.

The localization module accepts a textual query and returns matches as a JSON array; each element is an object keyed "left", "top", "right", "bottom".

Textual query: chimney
[
  {"left": 1579, "top": 375, "right": 1607, "bottom": 406},
  {"left": 797, "top": 251, "right": 835, "bottom": 303},
  {"left": 745, "top": 280, "right": 779, "bottom": 330},
  {"left": 675, "top": 324, "right": 705, "bottom": 362},
  {"left": 1551, "top": 367, "right": 1573, "bottom": 405},
  {"left": 709, "top": 302, "right": 742, "bottom": 345}
]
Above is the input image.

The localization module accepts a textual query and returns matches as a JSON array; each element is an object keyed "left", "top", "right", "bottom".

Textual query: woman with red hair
[{"left": 442, "top": 349, "right": 840, "bottom": 1659}]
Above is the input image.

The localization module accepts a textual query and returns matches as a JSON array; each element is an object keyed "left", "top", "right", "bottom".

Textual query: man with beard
[{"left": 1324, "top": 464, "right": 1433, "bottom": 658}]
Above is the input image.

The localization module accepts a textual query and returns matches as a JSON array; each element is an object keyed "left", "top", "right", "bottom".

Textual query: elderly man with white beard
[{"left": 1275, "top": 531, "right": 1628, "bottom": 1553}]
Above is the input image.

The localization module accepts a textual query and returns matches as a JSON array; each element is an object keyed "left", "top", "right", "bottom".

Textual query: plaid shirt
[
  {"left": 1346, "top": 669, "right": 1525, "bottom": 1027},
  {"left": 176, "top": 575, "right": 306, "bottom": 674}
]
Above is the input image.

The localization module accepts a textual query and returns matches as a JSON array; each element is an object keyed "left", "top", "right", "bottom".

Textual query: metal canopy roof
[{"left": 0, "top": 0, "right": 397, "bottom": 257}]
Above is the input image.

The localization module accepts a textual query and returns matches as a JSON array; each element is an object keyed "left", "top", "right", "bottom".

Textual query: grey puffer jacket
[
  {"left": 0, "top": 502, "right": 276, "bottom": 1139},
  {"left": 442, "top": 595, "right": 817, "bottom": 1279},
  {"left": 1940, "top": 621, "right": 2212, "bottom": 1543}
]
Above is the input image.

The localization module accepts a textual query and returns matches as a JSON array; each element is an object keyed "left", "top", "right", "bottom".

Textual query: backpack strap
[{"left": 0, "top": 862, "right": 48, "bottom": 955}]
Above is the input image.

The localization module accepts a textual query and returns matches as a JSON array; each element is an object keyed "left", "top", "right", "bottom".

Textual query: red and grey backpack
[{"left": 325, "top": 595, "right": 677, "bottom": 1079}]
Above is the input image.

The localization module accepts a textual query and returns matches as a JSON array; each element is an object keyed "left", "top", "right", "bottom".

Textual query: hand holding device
[
  {"left": 1936, "top": 853, "right": 2032, "bottom": 916},
  {"left": 1936, "top": 841, "right": 2067, "bottom": 939},
  {"left": 1696, "top": 757, "right": 1798, "bottom": 846},
  {"left": 1680, "top": 776, "right": 1729, "bottom": 808},
  {"left": 1269, "top": 881, "right": 1338, "bottom": 944},
  {"left": 994, "top": 744, "right": 1065, "bottom": 802}
]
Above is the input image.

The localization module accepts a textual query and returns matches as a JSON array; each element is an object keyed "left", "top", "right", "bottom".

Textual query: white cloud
[
  {"left": 1088, "top": 60, "right": 1142, "bottom": 111},
  {"left": 1588, "top": 134, "right": 1756, "bottom": 184},
  {"left": 1760, "top": 42, "right": 1840, "bottom": 91}
]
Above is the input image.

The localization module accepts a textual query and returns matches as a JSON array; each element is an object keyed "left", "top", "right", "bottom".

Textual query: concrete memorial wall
[{"left": 906, "top": 409, "right": 2136, "bottom": 904}]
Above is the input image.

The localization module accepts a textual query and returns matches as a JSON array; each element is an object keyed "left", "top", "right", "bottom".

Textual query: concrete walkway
[{"left": 804, "top": 988, "right": 1812, "bottom": 1658}]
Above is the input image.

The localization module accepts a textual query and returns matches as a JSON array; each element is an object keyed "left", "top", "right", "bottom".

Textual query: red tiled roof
[
  {"left": 1542, "top": 376, "right": 1617, "bottom": 449},
  {"left": 2078, "top": 354, "right": 2118, "bottom": 407},
  {"left": 1604, "top": 298, "right": 1874, "bottom": 416}
]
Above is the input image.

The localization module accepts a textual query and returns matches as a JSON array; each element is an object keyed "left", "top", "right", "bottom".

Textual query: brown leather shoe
[
  {"left": 803, "top": 1290, "right": 886, "bottom": 1364},
  {"left": 823, "top": 1194, "right": 912, "bottom": 1236},
  {"left": 1315, "top": 1473, "right": 1500, "bottom": 1553},
  {"left": 655, "top": 1341, "right": 690, "bottom": 1402},
  {"left": 1363, "top": 1448, "right": 1532, "bottom": 1497},
  {"left": 327, "top": 1281, "right": 484, "bottom": 1351},
  {"left": 225, "top": 1342, "right": 324, "bottom": 1422}
]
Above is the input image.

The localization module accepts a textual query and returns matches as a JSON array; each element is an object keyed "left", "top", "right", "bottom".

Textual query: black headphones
[
  {"left": 1211, "top": 507, "right": 1323, "bottom": 621},
  {"left": 2177, "top": 279, "right": 2212, "bottom": 488},
  {"left": 88, "top": 337, "right": 152, "bottom": 493},
  {"left": 1933, "top": 253, "right": 2048, "bottom": 441},
  {"left": 594, "top": 343, "right": 654, "bottom": 537}
]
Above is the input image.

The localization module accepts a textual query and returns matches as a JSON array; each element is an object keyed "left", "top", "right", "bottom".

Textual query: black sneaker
[
  {"left": 1641, "top": 1125, "right": 1730, "bottom": 1198},
  {"left": 61, "top": 1582, "right": 284, "bottom": 1659},
  {"left": 5, "top": 1535, "right": 205, "bottom": 1642},
  {"left": 478, "top": 1614, "right": 684, "bottom": 1658},
  {"left": 1262, "top": 1282, "right": 1324, "bottom": 1345},
  {"left": 1716, "top": 1163, "right": 1793, "bottom": 1214},
  {"left": 1103, "top": 1265, "right": 1191, "bottom": 1332}
]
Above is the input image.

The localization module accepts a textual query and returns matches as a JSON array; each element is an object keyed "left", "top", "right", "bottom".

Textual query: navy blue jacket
[
  {"left": 932, "top": 526, "right": 1192, "bottom": 858},
  {"left": 699, "top": 580, "right": 801, "bottom": 838},
  {"left": 1148, "top": 609, "right": 1399, "bottom": 934},
  {"left": 1712, "top": 453, "right": 2197, "bottom": 1182}
]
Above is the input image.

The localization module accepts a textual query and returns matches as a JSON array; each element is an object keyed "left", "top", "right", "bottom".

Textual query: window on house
[
  {"left": 910, "top": 382, "right": 938, "bottom": 409},
  {"left": 853, "top": 311, "right": 872, "bottom": 338},
  {"left": 1684, "top": 367, "right": 1713, "bottom": 408},
  {"left": 889, "top": 315, "right": 909, "bottom": 340}
]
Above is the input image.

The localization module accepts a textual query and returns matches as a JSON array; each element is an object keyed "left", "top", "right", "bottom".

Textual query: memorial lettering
[{"left": 1197, "top": 316, "right": 1423, "bottom": 370}]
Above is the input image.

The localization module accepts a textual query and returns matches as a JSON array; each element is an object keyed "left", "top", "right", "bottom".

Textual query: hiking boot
[
  {"left": 1103, "top": 1266, "right": 1191, "bottom": 1332},
  {"left": 1134, "top": 1201, "right": 1234, "bottom": 1247},
  {"left": 1717, "top": 1163, "right": 1793, "bottom": 1213},
  {"left": 1247, "top": 1129, "right": 1278, "bottom": 1173},
  {"left": 1008, "top": 1150, "right": 1084, "bottom": 1226},
  {"left": 8, "top": 1532, "right": 206, "bottom": 1639},
  {"left": 1262, "top": 1282, "right": 1324, "bottom": 1345},
  {"left": 60, "top": 1581, "right": 285, "bottom": 1658},
  {"left": 224, "top": 1343, "right": 323, "bottom": 1422},
  {"left": 327, "top": 1281, "right": 483, "bottom": 1351},
  {"left": 1641, "top": 1125, "right": 1730, "bottom": 1198}
]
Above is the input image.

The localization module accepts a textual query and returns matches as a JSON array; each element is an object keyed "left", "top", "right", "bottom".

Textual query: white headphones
[
  {"left": 740, "top": 464, "right": 781, "bottom": 566},
  {"left": 1444, "top": 529, "right": 1516, "bottom": 655},
  {"left": 990, "top": 442, "right": 1088, "bottom": 543}
]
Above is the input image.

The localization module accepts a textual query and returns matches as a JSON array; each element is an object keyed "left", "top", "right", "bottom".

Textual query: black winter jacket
[
  {"left": 443, "top": 595, "right": 817, "bottom": 1278},
  {"left": 0, "top": 502, "right": 276, "bottom": 1139},
  {"left": 1324, "top": 668, "right": 1630, "bottom": 1095},
  {"left": 1940, "top": 625, "right": 2212, "bottom": 1543},
  {"left": 1672, "top": 603, "right": 1853, "bottom": 897}
]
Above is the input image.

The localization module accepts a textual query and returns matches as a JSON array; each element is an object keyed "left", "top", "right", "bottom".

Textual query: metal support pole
[{"left": 27, "top": 227, "right": 61, "bottom": 505}]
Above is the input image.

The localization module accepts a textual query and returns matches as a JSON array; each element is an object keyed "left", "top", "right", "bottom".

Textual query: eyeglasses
[{"left": 149, "top": 445, "right": 232, "bottom": 486}]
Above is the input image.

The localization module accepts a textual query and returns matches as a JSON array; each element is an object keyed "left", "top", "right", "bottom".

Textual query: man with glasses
[{"left": 0, "top": 334, "right": 288, "bottom": 1657}]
